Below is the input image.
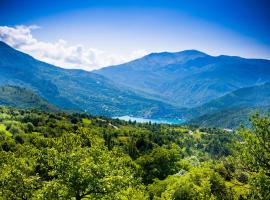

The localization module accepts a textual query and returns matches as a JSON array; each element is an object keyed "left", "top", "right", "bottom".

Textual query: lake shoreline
[{"left": 113, "top": 115, "right": 184, "bottom": 125}]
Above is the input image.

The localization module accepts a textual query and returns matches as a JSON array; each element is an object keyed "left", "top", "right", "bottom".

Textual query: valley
[
  {"left": 1, "top": 1, "right": 269, "bottom": 199},
  {"left": 1, "top": 41, "right": 269, "bottom": 128}
]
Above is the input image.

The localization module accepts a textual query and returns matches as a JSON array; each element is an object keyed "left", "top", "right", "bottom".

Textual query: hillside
[
  {"left": 186, "top": 83, "right": 270, "bottom": 128},
  {"left": 0, "top": 41, "right": 182, "bottom": 118},
  {"left": 189, "top": 105, "right": 270, "bottom": 128},
  {"left": 189, "top": 82, "right": 270, "bottom": 116},
  {"left": 0, "top": 85, "right": 58, "bottom": 111},
  {"left": 2, "top": 40, "right": 270, "bottom": 124},
  {"left": 95, "top": 51, "right": 270, "bottom": 107}
]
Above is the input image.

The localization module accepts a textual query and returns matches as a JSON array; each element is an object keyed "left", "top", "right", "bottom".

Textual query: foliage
[
  {"left": 236, "top": 113, "right": 270, "bottom": 199},
  {"left": 0, "top": 107, "right": 269, "bottom": 199},
  {"left": 0, "top": 85, "right": 58, "bottom": 111}
]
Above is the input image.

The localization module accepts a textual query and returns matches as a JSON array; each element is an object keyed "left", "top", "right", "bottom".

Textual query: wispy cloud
[{"left": 0, "top": 25, "right": 148, "bottom": 70}]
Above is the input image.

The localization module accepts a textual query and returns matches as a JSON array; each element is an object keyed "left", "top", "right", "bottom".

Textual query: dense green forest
[
  {"left": 0, "top": 106, "right": 269, "bottom": 199},
  {"left": 0, "top": 85, "right": 58, "bottom": 112}
]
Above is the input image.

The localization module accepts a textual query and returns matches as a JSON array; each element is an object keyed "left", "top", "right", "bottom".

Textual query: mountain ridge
[
  {"left": 95, "top": 50, "right": 270, "bottom": 107},
  {"left": 1, "top": 40, "right": 270, "bottom": 124},
  {"left": 0, "top": 41, "right": 183, "bottom": 118},
  {"left": 187, "top": 83, "right": 270, "bottom": 128}
]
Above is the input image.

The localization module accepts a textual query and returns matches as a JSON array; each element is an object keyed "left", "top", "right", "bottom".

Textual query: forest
[{"left": 0, "top": 106, "right": 269, "bottom": 200}]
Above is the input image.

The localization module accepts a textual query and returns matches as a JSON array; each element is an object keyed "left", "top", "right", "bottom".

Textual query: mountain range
[
  {"left": 0, "top": 41, "right": 180, "bottom": 118},
  {"left": 0, "top": 41, "right": 270, "bottom": 128},
  {"left": 95, "top": 50, "right": 270, "bottom": 107}
]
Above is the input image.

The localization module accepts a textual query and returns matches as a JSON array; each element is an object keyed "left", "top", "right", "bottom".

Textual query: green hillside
[
  {"left": 189, "top": 105, "right": 270, "bottom": 128},
  {"left": 0, "top": 85, "right": 58, "bottom": 111},
  {"left": 186, "top": 83, "right": 270, "bottom": 128}
]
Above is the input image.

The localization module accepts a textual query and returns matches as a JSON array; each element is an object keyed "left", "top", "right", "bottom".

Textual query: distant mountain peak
[
  {"left": 96, "top": 47, "right": 270, "bottom": 108},
  {"left": 147, "top": 49, "right": 208, "bottom": 57},
  {"left": 133, "top": 49, "right": 209, "bottom": 68},
  {"left": 177, "top": 49, "right": 208, "bottom": 56}
]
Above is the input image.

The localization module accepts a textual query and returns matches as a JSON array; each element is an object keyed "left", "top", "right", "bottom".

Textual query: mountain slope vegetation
[
  {"left": 1, "top": 40, "right": 270, "bottom": 127},
  {"left": 0, "top": 85, "right": 58, "bottom": 111},
  {"left": 95, "top": 51, "right": 270, "bottom": 107},
  {"left": 0, "top": 41, "right": 182, "bottom": 118},
  {"left": 187, "top": 83, "right": 270, "bottom": 128},
  {"left": 189, "top": 105, "right": 270, "bottom": 128}
]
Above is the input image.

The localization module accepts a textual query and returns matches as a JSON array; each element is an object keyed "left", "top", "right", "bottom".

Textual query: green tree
[
  {"left": 136, "top": 144, "right": 181, "bottom": 184},
  {"left": 149, "top": 165, "right": 234, "bottom": 200},
  {"left": 237, "top": 113, "right": 270, "bottom": 199},
  {"left": 36, "top": 129, "right": 144, "bottom": 200},
  {"left": 238, "top": 113, "right": 270, "bottom": 174}
]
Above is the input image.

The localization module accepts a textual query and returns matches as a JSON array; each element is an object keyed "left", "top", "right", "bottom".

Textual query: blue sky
[{"left": 0, "top": 0, "right": 269, "bottom": 70}]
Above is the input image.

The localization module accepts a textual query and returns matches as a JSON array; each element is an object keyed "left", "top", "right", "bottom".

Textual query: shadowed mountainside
[
  {"left": 0, "top": 85, "right": 58, "bottom": 111},
  {"left": 188, "top": 83, "right": 270, "bottom": 128},
  {"left": 95, "top": 50, "right": 270, "bottom": 107},
  {"left": 0, "top": 41, "right": 182, "bottom": 118}
]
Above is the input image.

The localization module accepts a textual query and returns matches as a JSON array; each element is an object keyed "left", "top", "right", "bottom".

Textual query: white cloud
[{"left": 0, "top": 25, "right": 148, "bottom": 70}]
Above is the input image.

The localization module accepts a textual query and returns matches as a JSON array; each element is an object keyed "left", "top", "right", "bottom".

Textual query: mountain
[
  {"left": 189, "top": 105, "right": 270, "bottom": 129},
  {"left": 187, "top": 83, "right": 270, "bottom": 128},
  {"left": 95, "top": 50, "right": 270, "bottom": 107},
  {"left": 0, "top": 41, "right": 182, "bottom": 118},
  {"left": 0, "top": 85, "right": 58, "bottom": 111},
  {"left": 2, "top": 40, "right": 270, "bottom": 123},
  {"left": 189, "top": 82, "right": 270, "bottom": 116}
]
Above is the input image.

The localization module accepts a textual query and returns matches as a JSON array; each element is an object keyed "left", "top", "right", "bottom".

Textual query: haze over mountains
[{"left": 0, "top": 40, "right": 270, "bottom": 128}]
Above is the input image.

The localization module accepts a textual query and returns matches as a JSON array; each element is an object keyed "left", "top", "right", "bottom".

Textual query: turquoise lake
[{"left": 113, "top": 116, "right": 184, "bottom": 125}]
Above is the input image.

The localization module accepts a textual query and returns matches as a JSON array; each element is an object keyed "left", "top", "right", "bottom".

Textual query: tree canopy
[{"left": 0, "top": 107, "right": 269, "bottom": 199}]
